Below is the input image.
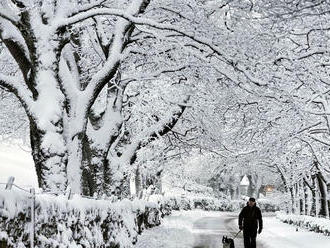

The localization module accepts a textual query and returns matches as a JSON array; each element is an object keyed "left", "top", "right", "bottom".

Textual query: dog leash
[{"left": 232, "top": 230, "right": 242, "bottom": 240}]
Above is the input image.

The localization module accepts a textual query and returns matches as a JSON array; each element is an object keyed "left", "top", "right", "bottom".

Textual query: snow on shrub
[
  {"left": 160, "top": 195, "right": 279, "bottom": 212},
  {"left": 277, "top": 213, "right": 330, "bottom": 236},
  {"left": 228, "top": 198, "right": 280, "bottom": 212},
  {"left": 0, "top": 189, "right": 163, "bottom": 247},
  {"left": 160, "top": 195, "right": 233, "bottom": 211},
  {"left": 255, "top": 198, "right": 280, "bottom": 212}
]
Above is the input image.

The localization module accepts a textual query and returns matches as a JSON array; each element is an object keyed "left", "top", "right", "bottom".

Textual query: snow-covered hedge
[
  {"left": 160, "top": 195, "right": 233, "bottom": 211},
  {"left": 256, "top": 198, "right": 280, "bottom": 212},
  {"left": 160, "top": 195, "right": 280, "bottom": 212},
  {"left": 277, "top": 213, "right": 330, "bottom": 236},
  {"left": 0, "top": 189, "right": 163, "bottom": 247},
  {"left": 227, "top": 198, "right": 280, "bottom": 212}
]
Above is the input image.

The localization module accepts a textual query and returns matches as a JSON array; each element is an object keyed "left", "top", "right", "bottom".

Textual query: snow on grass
[
  {"left": 277, "top": 213, "right": 330, "bottom": 236},
  {"left": 0, "top": 142, "right": 37, "bottom": 189},
  {"left": 259, "top": 216, "right": 330, "bottom": 248},
  {"left": 135, "top": 220, "right": 194, "bottom": 248}
]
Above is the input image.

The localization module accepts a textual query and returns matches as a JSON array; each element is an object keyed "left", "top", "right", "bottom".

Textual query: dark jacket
[{"left": 239, "top": 203, "right": 263, "bottom": 231}]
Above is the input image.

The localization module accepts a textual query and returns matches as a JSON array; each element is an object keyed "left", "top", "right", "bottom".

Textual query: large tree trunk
[
  {"left": 26, "top": 30, "right": 71, "bottom": 193},
  {"left": 85, "top": 130, "right": 123, "bottom": 197},
  {"left": 80, "top": 134, "right": 98, "bottom": 196},
  {"left": 29, "top": 118, "right": 67, "bottom": 192},
  {"left": 66, "top": 134, "right": 84, "bottom": 195}
]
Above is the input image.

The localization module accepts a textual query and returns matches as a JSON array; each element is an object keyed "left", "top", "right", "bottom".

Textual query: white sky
[{"left": 0, "top": 142, "right": 38, "bottom": 188}]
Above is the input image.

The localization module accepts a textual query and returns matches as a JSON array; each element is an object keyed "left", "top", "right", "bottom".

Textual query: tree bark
[
  {"left": 311, "top": 175, "right": 317, "bottom": 216},
  {"left": 299, "top": 181, "right": 304, "bottom": 215},
  {"left": 303, "top": 180, "right": 308, "bottom": 215},
  {"left": 327, "top": 183, "right": 330, "bottom": 219},
  {"left": 289, "top": 186, "right": 295, "bottom": 214},
  {"left": 317, "top": 172, "right": 329, "bottom": 217},
  {"left": 135, "top": 165, "right": 142, "bottom": 197},
  {"left": 29, "top": 118, "right": 67, "bottom": 192}
]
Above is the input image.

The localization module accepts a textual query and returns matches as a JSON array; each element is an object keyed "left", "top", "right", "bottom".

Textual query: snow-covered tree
[{"left": 0, "top": 0, "right": 260, "bottom": 195}]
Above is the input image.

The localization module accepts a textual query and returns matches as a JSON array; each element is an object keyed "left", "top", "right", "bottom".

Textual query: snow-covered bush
[
  {"left": 277, "top": 213, "right": 330, "bottom": 236},
  {"left": 257, "top": 198, "right": 280, "bottom": 212},
  {"left": 227, "top": 199, "right": 280, "bottom": 212},
  {"left": 160, "top": 195, "right": 235, "bottom": 212},
  {"left": 0, "top": 189, "right": 162, "bottom": 247},
  {"left": 161, "top": 195, "right": 280, "bottom": 212},
  {"left": 148, "top": 194, "right": 173, "bottom": 217}
]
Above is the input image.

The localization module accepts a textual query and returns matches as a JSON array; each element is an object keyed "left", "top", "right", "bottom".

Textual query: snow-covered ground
[
  {"left": 135, "top": 210, "right": 224, "bottom": 248},
  {"left": 0, "top": 142, "right": 37, "bottom": 188},
  {"left": 135, "top": 210, "right": 330, "bottom": 248},
  {"left": 259, "top": 216, "right": 330, "bottom": 248}
]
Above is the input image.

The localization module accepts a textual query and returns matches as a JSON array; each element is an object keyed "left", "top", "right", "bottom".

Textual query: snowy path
[
  {"left": 135, "top": 210, "right": 330, "bottom": 248},
  {"left": 192, "top": 214, "right": 246, "bottom": 248}
]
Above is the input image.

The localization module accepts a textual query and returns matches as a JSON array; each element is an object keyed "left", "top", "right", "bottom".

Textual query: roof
[{"left": 240, "top": 175, "right": 250, "bottom": 186}]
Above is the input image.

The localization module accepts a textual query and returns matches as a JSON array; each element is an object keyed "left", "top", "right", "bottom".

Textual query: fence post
[{"left": 30, "top": 188, "right": 35, "bottom": 248}]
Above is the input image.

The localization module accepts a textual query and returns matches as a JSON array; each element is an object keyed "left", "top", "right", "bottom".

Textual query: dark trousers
[{"left": 243, "top": 229, "right": 257, "bottom": 248}]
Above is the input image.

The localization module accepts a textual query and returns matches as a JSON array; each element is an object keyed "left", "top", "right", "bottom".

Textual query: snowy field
[
  {"left": 0, "top": 142, "right": 37, "bottom": 188},
  {"left": 135, "top": 210, "right": 330, "bottom": 248}
]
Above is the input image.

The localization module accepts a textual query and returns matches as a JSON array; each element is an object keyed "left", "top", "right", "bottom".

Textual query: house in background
[
  {"left": 259, "top": 184, "right": 275, "bottom": 197},
  {"left": 240, "top": 175, "right": 250, "bottom": 196}
]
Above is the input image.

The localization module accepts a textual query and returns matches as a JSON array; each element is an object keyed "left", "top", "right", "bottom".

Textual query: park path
[
  {"left": 135, "top": 210, "right": 330, "bottom": 248},
  {"left": 191, "top": 213, "right": 263, "bottom": 248}
]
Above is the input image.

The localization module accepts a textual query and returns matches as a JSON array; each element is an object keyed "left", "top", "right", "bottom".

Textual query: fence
[
  {"left": 0, "top": 176, "right": 164, "bottom": 248},
  {"left": 0, "top": 177, "right": 36, "bottom": 248},
  {"left": 0, "top": 176, "right": 114, "bottom": 248}
]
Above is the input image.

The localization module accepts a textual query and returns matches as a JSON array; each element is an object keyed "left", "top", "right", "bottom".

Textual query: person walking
[{"left": 238, "top": 197, "right": 263, "bottom": 248}]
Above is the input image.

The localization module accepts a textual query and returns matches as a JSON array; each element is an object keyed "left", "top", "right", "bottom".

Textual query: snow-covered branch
[
  {"left": 82, "top": 0, "right": 151, "bottom": 109},
  {"left": 53, "top": 5, "right": 267, "bottom": 87},
  {"left": 0, "top": 20, "right": 31, "bottom": 82},
  {"left": 0, "top": 74, "right": 33, "bottom": 110},
  {"left": 65, "top": 0, "right": 108, "bottom": 18},
  {"left": 0, "top": 9, "right": 19, "bottom": 24},
  {"left": 123, "top": 96, "right": 189, "bottom": 165},
  {"left": 122, "top": 65, "right": 188, "bottom": 83}
]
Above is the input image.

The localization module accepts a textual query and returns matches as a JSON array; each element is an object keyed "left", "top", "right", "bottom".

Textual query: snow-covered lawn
[
  {"left": 276, "top": 213, "right": 330, "bottom": 235},
  {"left": 259, "top": 216, "right": 330, "bottom": 248}
]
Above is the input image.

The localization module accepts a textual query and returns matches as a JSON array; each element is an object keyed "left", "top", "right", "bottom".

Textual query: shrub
[
  {"left": 277, "top": 213, "right": 330, "bottom": 236},
  {"left": 0, "top": 190, "right": 162, "bottom": 247}
]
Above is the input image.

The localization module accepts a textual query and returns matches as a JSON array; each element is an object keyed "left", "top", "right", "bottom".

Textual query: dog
[{"left": 222, "top": 236, "right": 235, "bottom": 248}]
